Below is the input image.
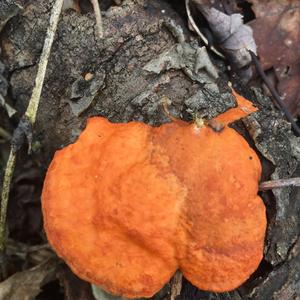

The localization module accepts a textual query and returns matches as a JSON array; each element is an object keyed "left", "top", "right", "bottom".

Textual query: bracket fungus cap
[{"left": 42, "top": 91, "right": 266, "bottom": 298}]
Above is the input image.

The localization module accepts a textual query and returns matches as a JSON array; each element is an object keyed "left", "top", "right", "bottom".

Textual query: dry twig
[
  {"left": 0, "top": 150, "right": 16, "bottom": 252},
  {"left": 185, "top": 0, "right": 224, "bottom": 58},
  {"left": 0, "top": 0, "right": 64, "bottom": 257},
  {"left": 169, "top": 271, "right": 183, "bottom": 300},
  {"left": 259, "top": 178, "right": 300, "bottom": 191},
  {"left": 91, "top": 0, "right": 104, "bottom": 38}
]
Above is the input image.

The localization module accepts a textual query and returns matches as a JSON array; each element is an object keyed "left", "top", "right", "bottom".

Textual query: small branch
[
  {"left": 185, "top": 0, "right": 224, "bottom": 58},
  {"left": 249, "top": 50, "right": 300, "bottom": 137},
  {"left": 91, "top": 0, "right": 103, "bottom": 38},
  {"left": 0, "top": 0, "right": 64, "bottom": 259},
  {"left": 259, "top": 178, "right": 300, "bottom": 191},
  {"left": 160, "top": 96, "right": 178, "bottom": 123},
  {"left": 169, "top": 271, "right": 182, "bottom": 300},
  {"left": 25, "top": 0, "right": 64, "bottom": 124},
  {"left": 0, "top": 150, "right": 16, "bottom": 252}
]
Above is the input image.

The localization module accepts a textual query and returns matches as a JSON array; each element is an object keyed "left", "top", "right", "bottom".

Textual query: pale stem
[
  {"left": 0, "top": 150, "right": 16, "bottom": 252},
  {"left": 25, "top": 0, "right": 64, "bottom": 123},
  {"left": 185, "top": 0, "right": 224, "bottom": 58},
  {"left": 259, "top": 178, "right": 300, "bottom": 191},
  {"left": 91, "top": 0, "right": 104, "bottom": 38},
  {"left": 0, "top": 0, "right": 64, "bottom": 254}
]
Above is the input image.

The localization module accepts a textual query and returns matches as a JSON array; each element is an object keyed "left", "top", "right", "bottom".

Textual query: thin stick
[
  {"left": 161, "top": 96, "right": 178, "bottom": 123},
  {"left": 0, "top": 150, "right": 16, "bottom": 252},
  {"left": 25, "top": 0, "right": 64, "bottom": 123},
  {"left": 90, "top": 0, "right": 103, "bottom": 38},
  {"left": 185, "top": 0, "right": 224, "bottom": 58},
  {"left": 0, "top": 0, "right": 64, "bottom": 255},
  {"left": 249, "top": 50, "right": 300, "bottom": 137},
  {"left": 169, "top": 271, "right": 183, "bottom": 300},
  {"left": 259, "top": 178, "right": 300, "bottom": 191}
]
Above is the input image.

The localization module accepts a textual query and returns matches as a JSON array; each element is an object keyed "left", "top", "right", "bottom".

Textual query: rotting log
[{"left": 0, "top": 0, "right": 299, "bottom": 299}]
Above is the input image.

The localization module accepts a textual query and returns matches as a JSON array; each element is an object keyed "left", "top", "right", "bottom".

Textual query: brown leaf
[
  {"left": 277, "top": 63, "right": 300, "bottom": 116},
  {"left": 249, "top": 0, "right": 300, "bottom": 116},
  {"left": 0, "top": 258, "right": 58, "bottom": 300},
  {"left": 200, "top": 6, "right": 256, "bottom": 68},
  {"left": 192, "top": 3, "right": 257, "bottom": 81}
]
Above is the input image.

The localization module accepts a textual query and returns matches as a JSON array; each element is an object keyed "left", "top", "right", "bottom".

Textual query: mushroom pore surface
[{"left": 42, "top": 94, "right": 266, "bottom": 298}]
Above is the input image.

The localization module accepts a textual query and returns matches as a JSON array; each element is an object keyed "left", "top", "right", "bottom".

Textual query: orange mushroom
[{"left": 42, "top": 91, "right": 266, "bottom": 298}]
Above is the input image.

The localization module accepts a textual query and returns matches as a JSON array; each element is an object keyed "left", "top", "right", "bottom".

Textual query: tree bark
[{"left": 0, "top": 0, "right": 299, "bottom": 299}]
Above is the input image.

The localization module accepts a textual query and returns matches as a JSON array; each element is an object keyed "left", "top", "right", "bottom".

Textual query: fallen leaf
[
  {"left": 68, "top": 72, "right": 105, "bottom": 116},
  {"left": 191, "top": 2, "right": 256, "bottom": 76},
  {"left": 6, "top": 240, "right": 53, "bottom": 266},
  {"left": 276, "top": 62, "right": 300, "bottom": 116},
  {"left": 249, "top": 0, "right": 300, "bottom": 116},
  {"left": 0, "top": 258, "right": 58, "bottom": 300},
  {"left": 198, "top": 5, "right": 256, "bottom": 67}
]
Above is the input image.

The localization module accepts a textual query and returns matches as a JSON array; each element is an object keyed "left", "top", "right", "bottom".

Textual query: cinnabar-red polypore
[{"left": 42, "top": 92, "right": 266, "bottom": 298}]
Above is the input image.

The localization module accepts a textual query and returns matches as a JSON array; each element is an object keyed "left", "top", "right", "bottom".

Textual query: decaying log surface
[{"left": 0, "top": 0, "right": 299, "bottom": 299}]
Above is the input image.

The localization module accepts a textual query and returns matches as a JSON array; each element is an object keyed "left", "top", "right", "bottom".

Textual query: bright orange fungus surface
[{"left": 42, "top": 92, "right": 266, "bottom": 298}]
